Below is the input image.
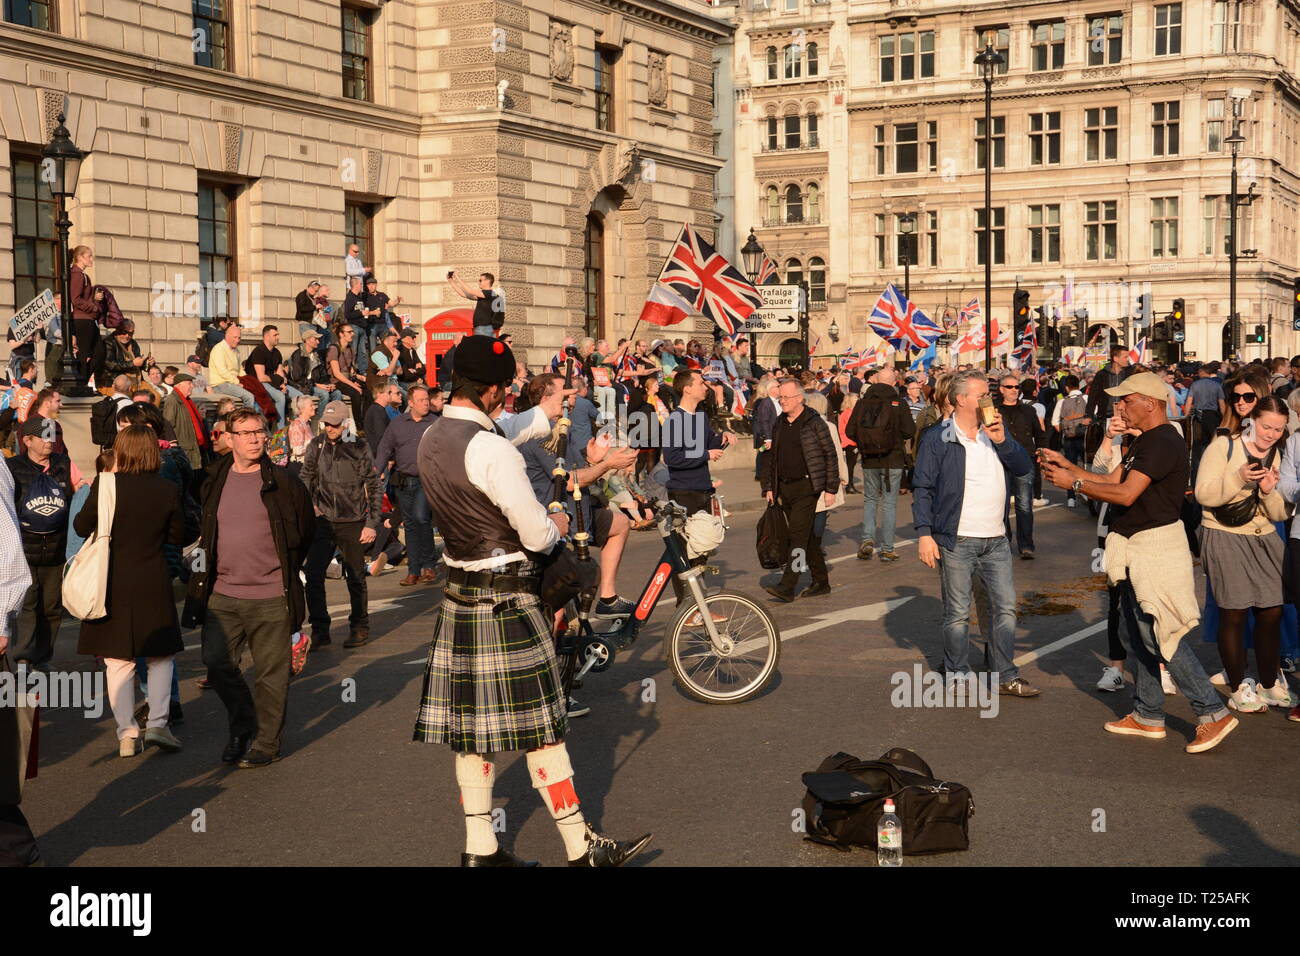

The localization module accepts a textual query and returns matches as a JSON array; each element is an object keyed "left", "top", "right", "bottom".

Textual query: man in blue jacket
[{"left": 912, "top": 369, "right": 1041, "bottom": 698}]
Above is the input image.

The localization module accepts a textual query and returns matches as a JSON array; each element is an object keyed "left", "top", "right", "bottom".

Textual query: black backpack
[
  {"left": 755, "top": 502, "right": 789, "bottom": 570},
  {"left": 194, "top": 334, "right": 215, "bottom": 367},
  {"left": 800, "top": 749, "right": 975, "bottom": 855},
  {"left": 90, "top": 395, "right": 119, "bottom": 448},
  {"left": 854, "top": 394, "right": 903, "bottom": 458}
]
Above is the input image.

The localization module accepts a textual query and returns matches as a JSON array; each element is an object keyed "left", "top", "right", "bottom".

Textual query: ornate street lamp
[
  {"left": 828, "top": 317, "right": 839, "bottom": 343},
  {"left": 975, "top": 36, "right": 1004, "bottom": 372},
  {"left": 43, "top": 112, "right": 91, "bottom": 395},
  {"left": 741, "top": 227, "right": 765, "bottom": 283}
]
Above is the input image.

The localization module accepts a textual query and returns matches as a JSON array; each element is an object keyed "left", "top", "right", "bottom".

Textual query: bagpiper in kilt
[{"left": 413, "top": 334, "right": 652, "bottom": 868}]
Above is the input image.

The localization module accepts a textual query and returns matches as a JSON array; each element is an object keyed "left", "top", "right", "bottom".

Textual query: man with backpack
[
  {"left": 849, "top": 366, "right": 915, "bottom": 563},
  {"left": 6, "top": 416, "right": 79, "bottom": 670},
  {"left": 1051, "top": 375, "right": 1088, "bottom": 506},
  {"left": 90, "top": 375, "right": 135, "bottom": 450}
]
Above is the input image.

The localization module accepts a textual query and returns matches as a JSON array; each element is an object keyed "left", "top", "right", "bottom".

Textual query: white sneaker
[
  {"left": 1033, "top": 497, "right": 1049, "bottom": 507},
  {"left": 1066, "top": 498, "right": 1077, "bottom": 508},
  {"left": 1228, "top": 680, "right": 1268, "bottom": 713},
  {"left": 1096, "top": 666, "right": 1124, "bottom": 692},
  {"left": 1209, "top": 669, "right": 1229, "bottom": 688},
  {"left": 1161, "top": 668, "right": 1178, "bottom": 696},
  {"left": 1256, "top": 680, "right": 1298, "bottom": 708}
]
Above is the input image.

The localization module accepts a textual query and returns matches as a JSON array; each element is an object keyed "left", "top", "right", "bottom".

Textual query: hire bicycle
[{"left": 556, "top": 495, "right": 781, "bottom": 705}]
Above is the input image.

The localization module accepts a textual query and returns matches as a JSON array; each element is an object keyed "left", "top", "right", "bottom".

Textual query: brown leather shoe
[
  {"left": 399, "top": 574, "right": 420, "bottom": 587},
  {"left": 419, "top": 568, "right": 439, "bottom": 585},
  {"left": 1185, "top": 713, "right": 1239, "bottom": 754}
]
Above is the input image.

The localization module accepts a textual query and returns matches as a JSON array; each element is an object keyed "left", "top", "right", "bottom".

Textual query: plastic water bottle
[{"left": 877, "top": 799, "right": 902, "bottom": 867}]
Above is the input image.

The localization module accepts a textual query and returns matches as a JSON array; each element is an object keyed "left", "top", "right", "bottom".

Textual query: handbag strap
[{"left": 97, "top": 473, "right": 116, "bottom": 540}]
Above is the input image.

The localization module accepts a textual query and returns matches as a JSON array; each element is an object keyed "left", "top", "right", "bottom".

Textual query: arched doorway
[{"left": 778, "top": 337, "right": 804, "bottom": 368}]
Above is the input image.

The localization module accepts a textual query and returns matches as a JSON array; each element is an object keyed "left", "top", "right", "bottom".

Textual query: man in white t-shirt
[{"left": 912, "top": 369, "right": 1041, "bottom": 698}]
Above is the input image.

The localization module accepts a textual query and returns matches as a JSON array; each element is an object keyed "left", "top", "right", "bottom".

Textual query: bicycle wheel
[{"left": 667, "top": 590, "right": 780, "bottom": 704}]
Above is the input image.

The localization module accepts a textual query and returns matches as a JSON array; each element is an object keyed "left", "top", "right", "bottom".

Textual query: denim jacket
[{"left": 912, "top": 417, "right": 1032, "bottom": 551}]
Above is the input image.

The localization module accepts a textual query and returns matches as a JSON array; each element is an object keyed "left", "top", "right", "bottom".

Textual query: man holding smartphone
[{"left": 912, "top": 369, "right": 1040, "bottom": 698}]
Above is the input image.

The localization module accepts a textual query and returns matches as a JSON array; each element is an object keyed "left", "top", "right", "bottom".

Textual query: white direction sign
[
  {"left": 9, "top": 289, "right": 56, "bottom": 344},
  {"left": 743, "top": 283, "right": 803, "bottom": 333}
]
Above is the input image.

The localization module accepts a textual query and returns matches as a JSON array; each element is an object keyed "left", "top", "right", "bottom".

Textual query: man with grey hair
[{"left": 912, "top": 369, "right": 1040, "bottom": 697}]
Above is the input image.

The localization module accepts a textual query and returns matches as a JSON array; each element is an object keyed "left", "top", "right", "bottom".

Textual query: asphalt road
[{"left": 23, "top": 482, "right": 1300, "bottom": 867}]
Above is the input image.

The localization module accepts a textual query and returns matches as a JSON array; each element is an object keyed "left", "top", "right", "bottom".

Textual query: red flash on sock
[{"left": 545, "top": 779, "right": 579, "bottom": 813}]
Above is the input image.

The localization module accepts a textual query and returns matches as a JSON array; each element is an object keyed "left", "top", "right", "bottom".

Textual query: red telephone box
[{"left": 423, "top": 308, "right": 474, "bottom": 387}]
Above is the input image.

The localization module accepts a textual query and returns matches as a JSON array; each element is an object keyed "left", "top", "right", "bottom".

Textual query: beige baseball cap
[{"left": 1105, "top": 371, "right": 1167, "bottom": 402}]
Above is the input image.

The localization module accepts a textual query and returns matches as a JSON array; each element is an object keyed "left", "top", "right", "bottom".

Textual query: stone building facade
[
  {"left": 727, "top": 0, "right": 1300, "bottom": 365},
  {"left": 0, "top": 0, "right": 730, "bottom": 371}
]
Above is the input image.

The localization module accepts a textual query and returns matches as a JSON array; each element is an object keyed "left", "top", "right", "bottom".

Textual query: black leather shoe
[
  {"left": 221, "top": 734, "right": 251, "bottom": 764},
  {"left": 343, "top": 628, "right": 370, "bottom": 649},
  {"left": 237, "top": 749, "right": 281, "bottom": 769},
  {"left": 169, "top": 701, "right": 184, "bottom": 725},
  {"left": 763, "top": 585, "right": 795, "bottom": 604},
  {"left": 460, "top": 848, "right": 539, "bottom": 867},
  {"left": 800, "top": 583, "right": 831, "bottom": 599},
  {"left": 567, "top": 826, "right": 653, "bottom": 867},
  {"left": 312, "top": 633, "right": 332, "bottom": 647}
]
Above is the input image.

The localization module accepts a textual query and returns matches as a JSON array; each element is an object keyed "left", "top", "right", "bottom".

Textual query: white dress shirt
[
  {"left": 438, "top": 404, "right": 559, "bottom": 571},
  {"left": 0, "top": 465, "right": 33, "bottom": 638},
  {"left": 954, "top": 421, "right": 1008, "bottom": 538}
]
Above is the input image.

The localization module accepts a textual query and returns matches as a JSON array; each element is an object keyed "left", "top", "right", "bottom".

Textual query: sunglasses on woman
[{"left": 1232, "top": 391, "right": 1258, "bottom": 403}]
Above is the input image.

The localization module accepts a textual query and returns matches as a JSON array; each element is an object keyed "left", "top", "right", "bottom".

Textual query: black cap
[
  {"left": 399, "top": 327, "right": 418, "bottom": 340},
  {"left": 454, "top": 334, "right": 515, "bottom": 384},
  {"left": 20, "top": 415, "right": 52, "bottom": 439}
]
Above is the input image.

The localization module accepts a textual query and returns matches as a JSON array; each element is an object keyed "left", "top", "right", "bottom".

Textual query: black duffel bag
[
  {"left": 800, "top": 748, "right": 974, "bottom": 855},
  {"left": 755, "top": 502, "right": 789, "bottom": 570}
]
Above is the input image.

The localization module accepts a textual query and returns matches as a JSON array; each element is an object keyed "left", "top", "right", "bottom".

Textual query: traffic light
[
  {"left": 1171, "top": 298, "right": 1185, "bottom": 342},
  {"left": 1074, "top": 308, "right": 1088, "bottom": 346},
  {"left": 1135, "top": 292, "right": 1153, "bottom": 328},
  {"left": 1293, "top": 278, "right": 1300, "bottom": 330},
  {"left": 1013, "top": 289, "right": 1030, "bottom": 340},
  {"left": 1253, "top": 324, "right": 1266, "bottom": 344}
]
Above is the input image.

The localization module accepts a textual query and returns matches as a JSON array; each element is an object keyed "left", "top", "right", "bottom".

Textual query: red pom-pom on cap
[{"left": 493, "top": 341, "right": 505, "bottom": 353}]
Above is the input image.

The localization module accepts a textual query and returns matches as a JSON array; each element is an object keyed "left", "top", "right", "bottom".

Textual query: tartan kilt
[{"left": 412, "top": 573, "right": 567, "bottom": 754}]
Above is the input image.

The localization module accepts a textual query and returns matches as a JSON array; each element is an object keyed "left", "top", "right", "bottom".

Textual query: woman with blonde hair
[
  {"left": 73, "top": 425, "right": 187, "bottom": 757},
  {"left": 69, "top": 245, "right": 104, "bottom": 380}
]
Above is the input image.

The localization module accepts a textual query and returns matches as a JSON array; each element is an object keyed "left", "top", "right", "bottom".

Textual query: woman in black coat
[{"left": 74, "top": 426, "right": 186, "bottom": 758}]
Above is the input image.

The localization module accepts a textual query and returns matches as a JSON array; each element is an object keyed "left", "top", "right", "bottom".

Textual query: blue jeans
[
  {"left": 860, "top": 467, "right": 902, "bottom": 551},
  {"left": 212, "top": 381, "right": 257, "bottom": 410},
  {"left": 939, "top": 535, "right": 1019, "bottom": 682},
  {"left": 263, "top": 384, "right": 287, "bottom": 424},
  {"left": 393, "top": 479, "right": 437, "bottom": 576},
  {"left": 1116, "top": 579, "right": 1229, "bottom": 726},
  {"left": 1005, "top": 464, "right": 1035, "bottom": 553},
  {"left": 351, "top": 325, "right": 373, "bottom": 374}
]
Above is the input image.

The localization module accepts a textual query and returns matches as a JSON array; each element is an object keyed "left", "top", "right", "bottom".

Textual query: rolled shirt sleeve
[{"left": 466, "top": 431, "right": 560, "bottom": 559}]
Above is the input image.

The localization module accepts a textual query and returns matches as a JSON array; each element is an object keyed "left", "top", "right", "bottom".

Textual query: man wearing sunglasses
[{"left": 998, "top": 375, "right": 1046, "bottom": 558}]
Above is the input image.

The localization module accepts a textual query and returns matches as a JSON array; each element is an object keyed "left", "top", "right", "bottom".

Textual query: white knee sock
[
  {"left": 526, "top": 744, "right": 589, "bottom": 861},
  {"left": 454, "top": 753, "right": 498, "bottom": 856}
]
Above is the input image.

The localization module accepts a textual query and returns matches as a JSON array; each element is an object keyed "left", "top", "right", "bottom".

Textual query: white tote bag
[{"left": 62, "top": 473, "right": 116, "bottom": 621}]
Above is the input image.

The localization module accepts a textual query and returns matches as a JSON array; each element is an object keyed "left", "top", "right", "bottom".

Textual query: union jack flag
[
  {"left": 867, "top": 283, "right": 943, "bottom": 351},
  {"left": 639, "top": 224, "right": 763, "bottom": 336},
  {"left": 755, "top": 253, "right": 780, "bottom": 286},
  {"left": 1129, "top": 336, "right": 1148, "bottom": 365},
  {"left": 959, "top": 297, "right": 981, "bottom": 326},
  {"left": 1012, "top": 317, "right": 1038, "bottom": 367},
  {"left": 843, "top": 344, "right": 890, "bottom": 369}
]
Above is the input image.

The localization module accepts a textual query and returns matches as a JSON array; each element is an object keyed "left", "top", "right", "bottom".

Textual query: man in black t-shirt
[
  {"left": 244, "top": 324, "right": 291, "bottom": 425},
  {"left": 447, "top": 270, "right": 504, "bottom": 335},
  {"left": 1040, "top": 372, "right": 1237, "bottom": 754}
]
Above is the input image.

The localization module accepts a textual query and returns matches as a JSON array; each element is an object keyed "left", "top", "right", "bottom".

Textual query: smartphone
[
  {"left": 978, "top": 394, "right": 998, "bottom": 427},
  {"left": 446, "top": 271, "right": 454, "bottom": 279}
]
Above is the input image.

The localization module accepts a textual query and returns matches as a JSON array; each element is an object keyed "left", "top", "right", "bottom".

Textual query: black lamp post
[
  {"left": 1225, "top": 98, "right": 1256, "bottom": 360},
  {"left": 43, "top": 112, "right": 90, "bottom": 395},
  {"left": 899, "top": 212, "right": 914, "bottom": 300},
  {"left": 975, "top": 36, "right": 1003, "bottom": 372}
]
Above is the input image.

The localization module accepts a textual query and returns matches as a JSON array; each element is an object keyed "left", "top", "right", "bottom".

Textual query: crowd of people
[{"left": 2, "top": 258, "right": 1299, "bottom": 864}]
